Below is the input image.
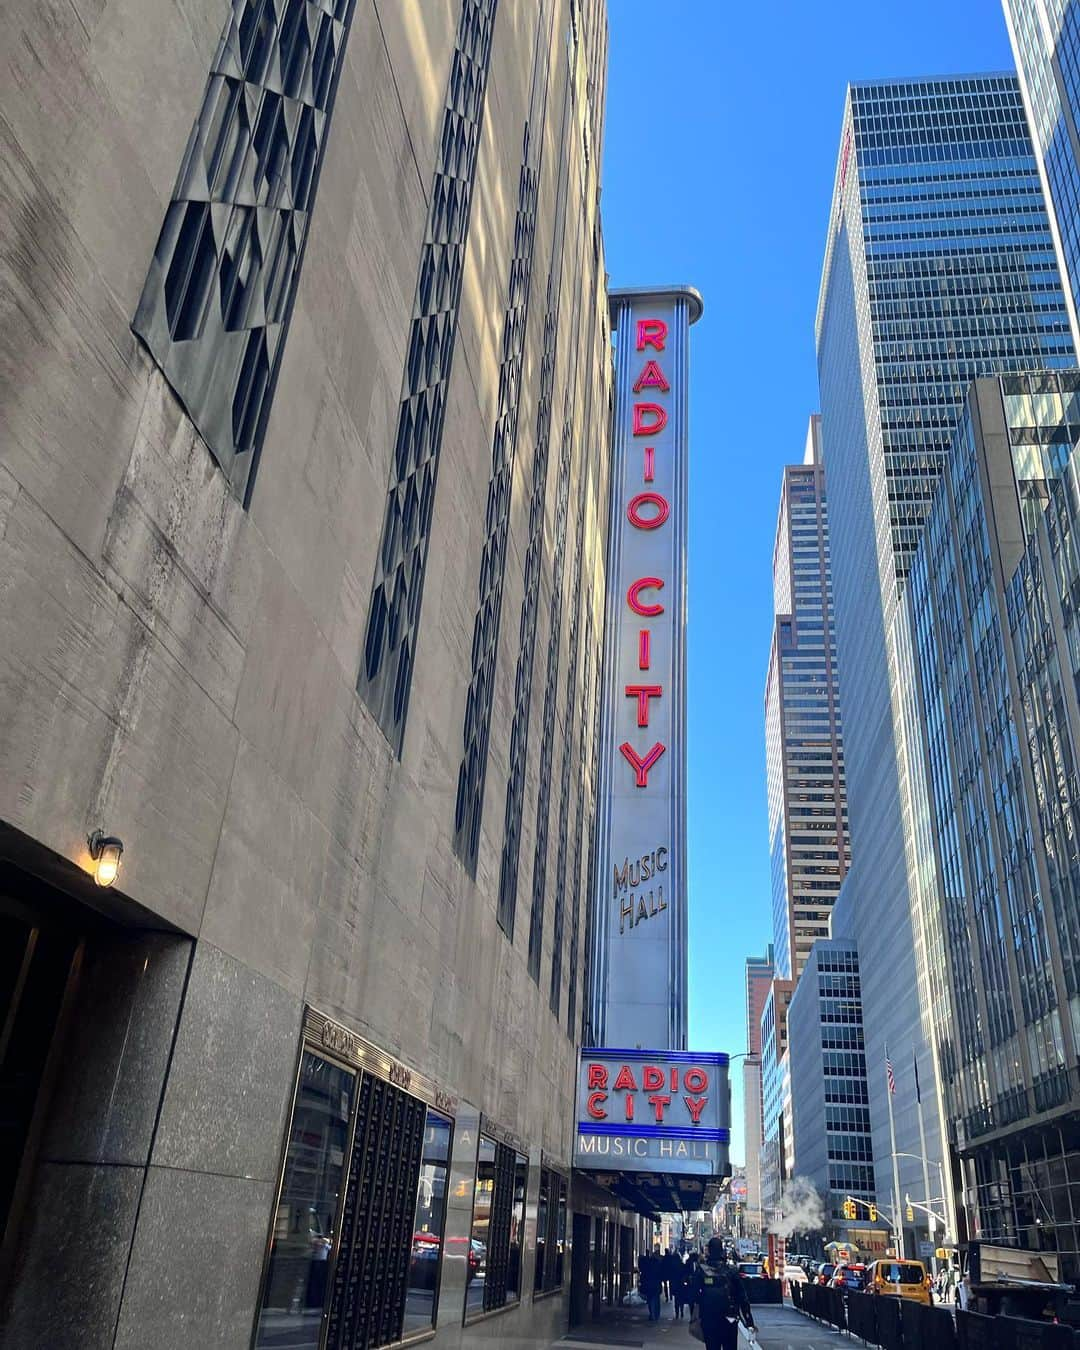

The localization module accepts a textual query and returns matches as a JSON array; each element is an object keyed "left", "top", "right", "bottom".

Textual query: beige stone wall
[{"left": 1, "top": 0, "right": 612, "bottom": 1344}]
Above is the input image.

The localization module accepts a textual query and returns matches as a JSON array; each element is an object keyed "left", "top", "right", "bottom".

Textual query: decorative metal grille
[
  {"left": 549, "top": 496, "right": 584, "bottom": 1016},
  {"left": 566, "top": 621, "right": 593, "bottom": 1035},
  {"left": 326, "top": 1074, "right": 426, "bottom": 1349},
  {"left": 133, "top": 0, "right": 356, "bottom": 501},
  {"left": 358, "top": 0, "right": 498, "bottom": 753},
  {"left": 454, "top": 5, "right": 552, "bottom": 870},
  {"left": 482, "top": 1141, "right": 517, "bottom": 1311}
]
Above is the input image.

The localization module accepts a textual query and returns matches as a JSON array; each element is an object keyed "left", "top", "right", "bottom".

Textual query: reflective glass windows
[
  {"left": 465, "top": 1136, "right": 528, "bottom": 1319},
  {"left": 404, "top": 1110, "right": 452, "bottom": 1336},
  {"left": 254, "top": 1050, "right": 356, "bottom": 1349}
]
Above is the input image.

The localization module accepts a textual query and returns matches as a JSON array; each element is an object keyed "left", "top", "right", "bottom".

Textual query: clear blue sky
[{"left": 600, "top": 1, "right": 1015, "bottom": 1165}]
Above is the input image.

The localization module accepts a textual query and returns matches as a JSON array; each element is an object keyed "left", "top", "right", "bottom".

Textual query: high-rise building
[
  {"left": 0, "top": 2, "right": 627, "bottom": 1346},
  {"left": 765, "top": 418, "right": 849, "bottom": 982},
  {"left": 906, "top": 371, "right": 1080, "bottom": 1278},
  {"left": 788, "top": 941, "right": 879, "bottom": 1255},
  {"left": 744, "top": 945, "right": 775, "bottom": 1233},
  {"left": 816, "top": 72, "right": 1075, "bottom": 1237},
  {"left": 759, "top": 978, "right": 795, "bottom": 1221},
  {"left": 1004, "top": 0, "right": 1080, "bottom": 348}
]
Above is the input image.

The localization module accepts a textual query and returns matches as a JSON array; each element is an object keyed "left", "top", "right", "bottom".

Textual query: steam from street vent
[{"left": 768, "top": 1177, "right": 825, "bottom": 1238}]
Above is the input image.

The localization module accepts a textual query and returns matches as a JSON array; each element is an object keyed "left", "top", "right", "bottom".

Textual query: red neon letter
[
  {"left": 627, "top": 492, "right": 670, "bottom": 530},
  {"left": 627, "top": 577, "right": 664, "bottom": 616},
  {"left": 619, "top": 741, "right": 666, "bottom": 787},
  {"left": 643, "top": 446, "right": 655, "bottom": 482},
  {"left": 648, "top": 1094, "right": 672, "bottom": 1122},
  {"left": 636, "top": 318, "right": 667, "bottom": 352},
  {"left": 684, "top": 1067, "right": 709, "bottom": 1094},
  {"left": 613, "top": 1066, "right": 638, "bottom": 1092},
  {"left": 625, "top": 684, "right": 663, "bottom": 727},
  {"left": 586, "top": 1092, "right": 608, "bottom": 1120},
  {"left": 684, "top": 1096, "right": 708, "bottom": 1124},
  {"left": 642, "top": 1066, "right": 665, "bottom": 1091},
  {"left": 633, "top": 403, "right": 667, "bottom": 436},
  {"left": 632, "top": 359, "right": 671, "bottom": 394},
  {"left": 639, "top": 630, "right": 651, "bottom": 670},
  {"left": 588, "top": 1064, "right": 608, "bottom": 1090},
  {"left": 625, "top": 1094, "right": 634, "bottom": 1122}
]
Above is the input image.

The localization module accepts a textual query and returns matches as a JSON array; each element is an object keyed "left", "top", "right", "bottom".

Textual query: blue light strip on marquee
[
  {"left": 583, "top": 1048, "right": 729, "bottom": 1066},
  {"left": 576, "top": 1122, "right": 731, "bottom": 1142}
]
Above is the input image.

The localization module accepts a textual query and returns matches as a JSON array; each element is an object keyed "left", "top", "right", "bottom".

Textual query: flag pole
[
  {"left": 913, "top": 1046, "right": 935, "bottom": 1271},
  {"left": 885, "top": 1044, "right": 905, "bottom": 1259}
]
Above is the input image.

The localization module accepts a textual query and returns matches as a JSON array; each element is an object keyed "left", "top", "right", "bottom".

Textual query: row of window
[{"left": 254, "top": 1039, "right": 568, "bottom": 1350}]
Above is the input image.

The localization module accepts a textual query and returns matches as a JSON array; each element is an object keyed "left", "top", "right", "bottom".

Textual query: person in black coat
[
  {"left": 689, "top": 1237, "right": 756, "bottom": 1350},
  {"left": 638, "top": 1247, "right": 662, "bottom": 1321},
  {"left": 661, "top": 1248, "right": 683, "bottom": 1304}
]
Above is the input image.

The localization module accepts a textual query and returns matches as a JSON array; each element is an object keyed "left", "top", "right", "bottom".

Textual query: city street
[{"left": 554, "top": 1303, "right": 848, "bottom": 1349}]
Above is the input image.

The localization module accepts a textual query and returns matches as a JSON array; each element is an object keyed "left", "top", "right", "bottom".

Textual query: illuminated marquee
[{"left": 591, "top": 287, "right": 701, "bottom": 1050}]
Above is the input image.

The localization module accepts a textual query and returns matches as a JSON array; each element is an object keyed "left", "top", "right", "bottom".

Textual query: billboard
[
  {"left": 573, "top": 1048, "right": 730, "bottom": 1175},
  {"left": 590, "top": 286, "right": 702, "bottom": 1050}
]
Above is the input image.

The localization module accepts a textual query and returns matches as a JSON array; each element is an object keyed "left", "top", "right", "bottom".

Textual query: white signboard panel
[{"left": 590, "top": 287, "right": 701, "bottom": 1049}]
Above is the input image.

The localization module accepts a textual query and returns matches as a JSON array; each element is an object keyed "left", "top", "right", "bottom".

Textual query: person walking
[
  {"left": 638, "top": 1247, "right": 662, "bottom": 1322},
  {"left": 671, "top": 1254, "right": 691, "bottom": 1321},
  {"left": 661, "top": 1248, "right": 683, "bottom": 1307},
  {"left": 690, "top": 1237, "right": 756, "bottom": 1350}
]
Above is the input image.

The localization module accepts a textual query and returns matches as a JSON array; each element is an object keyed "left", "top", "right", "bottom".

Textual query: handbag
[{"left": 687, "top": 1315, "right": 705, "bottom": 1343}]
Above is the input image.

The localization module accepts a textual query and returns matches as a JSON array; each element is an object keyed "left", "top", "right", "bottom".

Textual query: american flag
[{"left": 886, "top": 1049, "right": 896, "bottom": 1096}]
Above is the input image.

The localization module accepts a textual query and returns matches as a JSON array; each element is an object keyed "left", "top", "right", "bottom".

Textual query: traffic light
[
  {"left": 906, "top": 1204, "right": 915, "bottom": 1223},
  {"left": 842, "top": 1198, "right": 855, "bottom": 1220},
  {"left": 869, "top": 1204, "right": 878, "bottom": 1223}
]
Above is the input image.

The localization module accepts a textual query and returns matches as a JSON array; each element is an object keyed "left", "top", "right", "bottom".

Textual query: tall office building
[
  {"left": 0, "top": 2, "right": 625, "bottom": 1347},
  {"left": 765, "top": 417, "right": 849, "bottom": 982},
  {"left": 759, "top": 978, "right": 795, "bottom": 1221},
  {"left": 788, "top": 941, "right": 878, "bottom": 1255},
  {"left": 816, "top": 73, "right": 1075, "bottom": 1238},
  {"left": 1005, "top": 0, "right": 1080, "bottom": 348},
  {"left": 907, "top": 372, "right": 1080, "bottom": 1278},
  {"left": 744, "top": 946, "right": 775, "bottom": 1233}
]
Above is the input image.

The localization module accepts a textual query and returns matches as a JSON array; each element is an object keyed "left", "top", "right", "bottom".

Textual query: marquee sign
[
  {"left": 573, "top": 1048, "right": 730, "bottom": 1175},
  {"left": 589, "top": 286, "right": 702, "bottom": 1050}
]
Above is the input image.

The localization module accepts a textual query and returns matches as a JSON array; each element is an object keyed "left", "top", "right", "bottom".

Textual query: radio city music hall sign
[
  {"left": 573, "top": 1050, "right": 730, "bottom": 1174},
  {"left": 592, "top": 288, "right": 701, "bottom": 1051}
]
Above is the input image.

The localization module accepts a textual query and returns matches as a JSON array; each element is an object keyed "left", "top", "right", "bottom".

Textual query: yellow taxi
[{"left": 866, "top": 1259, "right": 933, "bottom": 1305}]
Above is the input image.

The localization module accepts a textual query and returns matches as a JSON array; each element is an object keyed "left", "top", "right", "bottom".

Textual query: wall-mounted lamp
[{"left": 87, "top": 830, "right": 124, "bottom": 888}]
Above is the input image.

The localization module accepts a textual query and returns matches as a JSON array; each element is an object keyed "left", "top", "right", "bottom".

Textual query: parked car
[
  {"left": 816, "top": 1263, "right": 836, "bottom": 1286},
  {"left": 829, "top": 1262, "right": 868, "bottom": 1292},
  {"left": 866, "top": 1259, "right": 932, "bottom": 1305},
  {"left": 737, "top": 1261, "right": 764, "bottom": 1279}
]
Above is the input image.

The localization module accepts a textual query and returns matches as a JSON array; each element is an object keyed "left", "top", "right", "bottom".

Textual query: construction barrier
[
  {"left": 743, "top": 1276, "right": 783, "bottom": 1304},
  {"left": 794, "top": 1289, "right": 1079, "bottom": 1348}
]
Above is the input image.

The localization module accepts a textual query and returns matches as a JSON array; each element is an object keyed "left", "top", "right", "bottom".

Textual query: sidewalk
[{"left": 552, "top": 1300, "right": 849, "bottom": 1348}]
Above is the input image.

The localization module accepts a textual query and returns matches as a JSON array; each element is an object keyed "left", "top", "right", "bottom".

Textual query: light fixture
[{"left": 87, "top": 830, "right": 124, "bottom": 888}]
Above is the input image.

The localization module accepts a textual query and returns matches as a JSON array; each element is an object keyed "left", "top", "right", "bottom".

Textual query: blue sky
[{"left": 600, "top": 1, "right": 1015, "bottom": 1164}]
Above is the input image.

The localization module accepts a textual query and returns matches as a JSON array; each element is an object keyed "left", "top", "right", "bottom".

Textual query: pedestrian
[
  {"left": 638, "top": 1246, "right": 662, "bottom": 1322},
  {"left": 689, "top": 1237, "right": 757, "bottom": 1350},
  {"left": 957, "top": 1272, "right": 972, "bottom": 1311},
  {"left": 671, "top": 1253, "right": 691, "bottom": 1320},
  {"left": 661, "top": 1247, "right": 683, "bottom": 1306}
]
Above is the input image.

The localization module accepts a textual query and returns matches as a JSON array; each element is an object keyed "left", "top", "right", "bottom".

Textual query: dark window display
[
  {"left": 404, "top": 1110, "right": 452, "bottom": 1335},
  {"left": 533, "top": 1167, "right": 567, "bottom": 1293},
  {"left": 465, "top": 1137, "right": 528, "bottom": 1318},
  {"left": 254, "top": 1029, "right": 455, "bottom": 1350},
  {"left": 254, "top": 1051, "right": 356, "bottom": 1349}
]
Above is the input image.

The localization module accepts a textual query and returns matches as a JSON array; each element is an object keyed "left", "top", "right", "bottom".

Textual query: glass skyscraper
[
  {"left": 816, "top": 74, "right": 1075, "bottom": 1244},
  {"left": 908, "top": 372, "right": 1080, "bottom": 1279},
  {"left": 765, "top": 418, "right": 850, "bottom": 983},
  {"left": 1005, "top": 0, "right": 1080, "bottom": 348}
]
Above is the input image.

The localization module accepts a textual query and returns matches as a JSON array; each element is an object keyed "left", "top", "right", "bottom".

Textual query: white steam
[{"left": 768, "top": 1177, "right": 825, "bottom": 1239}]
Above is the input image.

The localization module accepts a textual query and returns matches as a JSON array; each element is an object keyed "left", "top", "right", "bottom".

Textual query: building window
[
  {"left": 358, "top": 0, "right": 498, "bottom": 754},
  {"left": 134, "top": 0, "right": 357, "bottom": 501},
  {"left": 254, "top": 1024, "right": 454, "bottom": 1350},
  {"left": 254, "top": 1050, "right": 356, "bottom": 1348},
  {"left": 465, "top": 1137, "right": 528, "bottom": 1319},
  {"left": 534, "top": 1168, "right": 567, "bottom": 1293}
]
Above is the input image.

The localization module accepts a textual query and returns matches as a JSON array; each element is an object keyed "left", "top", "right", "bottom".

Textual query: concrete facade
[{"left": 0, "top": 1, "right": 629, "bottom": 1347}]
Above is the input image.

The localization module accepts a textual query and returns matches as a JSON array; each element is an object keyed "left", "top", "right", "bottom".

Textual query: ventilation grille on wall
[
  {"left": 134, "top": 0, "right": 356, "bottom": 501},
  {"left": 358, "top": 0, "right": 498, "bottom": 754}
]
